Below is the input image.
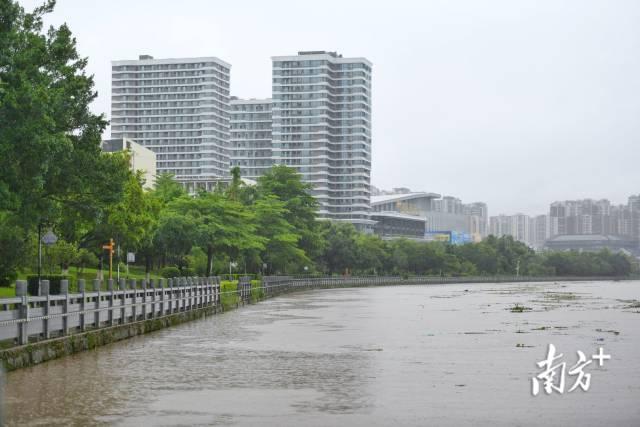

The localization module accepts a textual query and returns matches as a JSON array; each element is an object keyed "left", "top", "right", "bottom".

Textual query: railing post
[
  {"left": 167, "top": 278, "right": 174, "bottom": 314},
  {"left": 176, "top": 278, "right": 181, "bottom": 312},
  {"left": 182, "top": 277, "right": 188, "bottom": 311},
  {"left": 186, "top": 277, "right": 192, "bottom": 311},
  {"left": 107, "top": 279, "right": 115, "bottom": 326},
  {"left": 181, "top": 277, "right": 187, "bottom": 311},
  {"left": 141, "top": 279, "right": 148, "bottom": 319},
  {"left": 41, "top": 280, "right": 50, "bottom": 339},
  {"left": 16, "top": 280, "right": 29, "bottom": 345},
  {"left": 78, "top": 279, "right": 86, "bottom": 331},
  {"left": 61, "top": 279, "right": 69, "bottom": 335},
  {"left": 93, "top": 279, "right": 101, "bottom": 328},
  {"left": 119, "top": 278, "right": 126, "bottom": 324},
  {"left": 215, "top": 277, "right": 220, "bottom": 310},
  {"left": 118, "top": 278, "right": 127, "bottom": 325},
  {"left": 130, "top": 279, "right": 137, "bottom": 321},
  {"left": 159, "top": 278, "right": 166, "bottom": 315},
  {"left": 150, "top": 279, "right": 156, "bottom": 318}
]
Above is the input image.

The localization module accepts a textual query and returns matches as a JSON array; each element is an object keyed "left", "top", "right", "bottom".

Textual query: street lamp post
[{"left": 37, "top": 222, "right": 42, "bottom": 285}]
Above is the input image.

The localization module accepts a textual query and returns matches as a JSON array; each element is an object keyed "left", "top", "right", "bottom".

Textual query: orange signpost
[{"left": 102, "top": 238, "right": 115, "bottom": 280}]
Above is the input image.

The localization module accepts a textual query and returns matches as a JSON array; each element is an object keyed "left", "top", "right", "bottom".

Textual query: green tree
[
  {"left": 255, "top": 166, "right": 322, "bottom": 259},
  {"left": 0, "top": 0, "right": 131, "bottom": 282},
  {"left": 168, "top": 192, "right": 265, "bottom": 275},
  {"left": 226, "top": 166, "right": 243, "bottom": 202},
  {"left": 94, "top": 173, "right": 159, "bottom": 263},
  {"left": 353, "top": 234, "right": 388, "bottom": 274},
  {"left": 185, "top": 246, "right": 209, "bottom": 276},
  {"left": 0, "top": 0, "right": 130, "bottom": 229},
  {"left": 0, "top": 214, "right": 27, "bottom": 286},
  {"left": 48, "top": 239, "right": 78, "bottom": 275},
  {"left": 154, "top": 210, "right": 198, "bottom": 268},
  {"left": 318, "top": 222, "right": 358, "bottom": 274},
  {"left": 153, "top": 173, "right": 186, "bottom": 206},
  {"left": 252, "top": 195, "right": 310, "bottom": 274},
  {"left": 73, "top": 248, "right": 98, "bottom": 274}
]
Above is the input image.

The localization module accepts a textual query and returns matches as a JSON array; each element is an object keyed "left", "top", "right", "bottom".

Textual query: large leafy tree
[
  {"left": 168, "top": 192, "right": 265, "bottom": 275},
  {"left": 152, "top": 173, "right": 187, "bottom": 206},
  {"left": 254, "top": 166, "right": 322, "bottom": 259},
  {"left": 0, "top": 0, "right": 130, "bottom": 283},
  {"left": 318, "top": 222, "right": 358, "bottom": 274},
  {"left": 353, "top": 233, "right": 388, "bottom": 274},
  {"left": 154, "top": 210, "right": 198, "bottom": 268},
  {"left": 251, "top": 196, "right": 310, "bottom": 274}
]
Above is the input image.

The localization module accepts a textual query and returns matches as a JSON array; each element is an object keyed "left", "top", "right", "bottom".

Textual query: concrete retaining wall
[{"left": 0, "top": 304, "right": 218, "bottom": 371}]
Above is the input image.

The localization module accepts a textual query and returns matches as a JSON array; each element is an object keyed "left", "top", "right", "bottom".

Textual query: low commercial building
[
  {"left": 101, "top": 138, "right": 156, "bottom": 189},
  {"left": 371, "top": 192, "right": 440, "bottom": 217},
  {"left": 371, "top": 212, "right": 426, "bottom": 239},
  {"left": 544, "top": 234, "right": 638, "bottom": 254}
]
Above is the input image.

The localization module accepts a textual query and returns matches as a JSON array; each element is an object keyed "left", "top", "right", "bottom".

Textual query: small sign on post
[
  {"left": 42, "top": 230, "right": 58, "bottom": 245},
  {"left": 127, "top": 252, "right": 135, "bottom": 263}
]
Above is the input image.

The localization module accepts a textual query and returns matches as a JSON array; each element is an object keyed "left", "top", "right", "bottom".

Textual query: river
[{"left": 3, "top": 280, "right": 640, "bottom": 426}]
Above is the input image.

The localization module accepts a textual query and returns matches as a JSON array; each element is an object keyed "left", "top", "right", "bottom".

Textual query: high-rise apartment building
[
  {"left": 229, "top": 98, "right": 273, "bottom": 180},
  {"left": 529, "top": 214, "right": 554, "bottom": 249},
  {"left": 490, "top": 213, "right": 531, "bottom": 245},
  {"left": 550, "top": 199, "right": 612, "bottom": 235},
  {"left": 271, "top": 51, "right": 373, "bottom": 230},
  {"left": 111, "top": 55, "right": 232, "bottom": 186},
  {"left": 463, "top": 202, "right": 489, "bottom": 237}
]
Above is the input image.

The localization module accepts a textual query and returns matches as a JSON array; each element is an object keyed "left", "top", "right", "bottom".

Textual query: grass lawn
[{"left": 0, "top": 285, "right": 16, "bottom": 298}]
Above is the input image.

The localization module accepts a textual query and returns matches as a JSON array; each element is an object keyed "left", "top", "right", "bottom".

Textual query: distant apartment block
[
  {"left": 463, "top": 202, "right": 489, "bottom": 237},
  {"left": 550, "top": 199, "right": 611, "bottom": 235},
  {"left": 529, "top": 214, "right": 553, "bottom": 249},
  {"left": 490, "top": 213, "right": 531, "bottom": 245},
  {"left": 111, "top": 55, "right": 232, "bottom": 186},
  {"left": 271, "top": 51, "right": 373, "bottom": 230},
  {"left": 101, "top": 138, "right": 157, "bottom": 189},
  {"left": 549, "top": 198, "right": 639, "bottom": 241},
  {"left": 230, "top": 98, "right": 273, "bottom": 180}
]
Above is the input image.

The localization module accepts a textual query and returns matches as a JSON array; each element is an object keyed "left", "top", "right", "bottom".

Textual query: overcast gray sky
[{"left": 23, "top": 0, "right": 640, "bottom": 216}]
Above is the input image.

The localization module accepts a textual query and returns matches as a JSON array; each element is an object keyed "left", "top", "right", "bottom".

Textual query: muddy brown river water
[{"left": 3, "top": 280, "right": 640, "bottom": 426}]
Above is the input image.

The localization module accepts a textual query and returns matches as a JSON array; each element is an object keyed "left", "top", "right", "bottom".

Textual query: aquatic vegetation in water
[
  {"left": 616, "top": 299, "right": 640, "bottom": 309},
  {"left": 543, "top": 292, "right": 578, "bottom": 301},
  {"left": 595, "top": 328, "right": 620, "bottom": 335},
  {"left": 509, "top": 304, "right": 532, "bottom": 313}
]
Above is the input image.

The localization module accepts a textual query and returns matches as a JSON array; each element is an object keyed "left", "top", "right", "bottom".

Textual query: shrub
[
  {"left": 185, "top": 247, "right": 208, "bottom": 276},
  {"left": 160, "top": 266, "right": 181, "bottom": 278},
  {"left": 220, "top": 280, "right": 239, "bottom": 311},
  {"left": 250, "top": 280, "right": 263, "bottom": 303},
  {"left": 181, "top": 267, "right": 196, "bottom": 277},
  {"left": 26, "top": 275, "right": 69, "bottom": 295}
]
